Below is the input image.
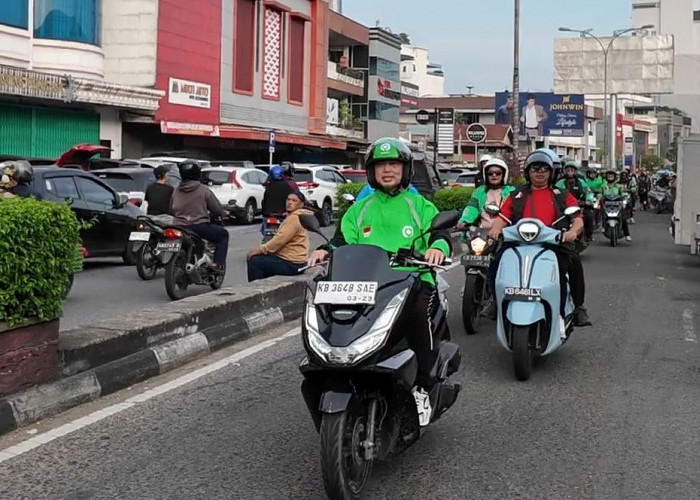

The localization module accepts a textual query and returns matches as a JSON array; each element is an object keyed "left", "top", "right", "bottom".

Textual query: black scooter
[{"left": 298, "top": 211, "right": 462, "bottom": 500}]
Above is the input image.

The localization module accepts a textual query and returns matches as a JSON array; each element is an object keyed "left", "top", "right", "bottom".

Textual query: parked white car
[
  {"left": 294, "top": 166, "right": 349, "bottom": 226},
  {"left": 200, "top": 166, "right": 267, "bottom": 224}
]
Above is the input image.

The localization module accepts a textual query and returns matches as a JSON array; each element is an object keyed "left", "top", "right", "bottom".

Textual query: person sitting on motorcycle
[
  {"left": 556, "top": 161, "right": 595, "bottom": 243},
  {"left": 0, "top": 160, "right": 33, "bottom": 198},
  {"left": 170, "top": 161, "right": 229, "bottom": 271},
  {"left": 280, "top": 162, "right": 300, "bottom": 191},
  {"left": 619, "top": 169, "right": 637, "bottom": 223},
  {"left": 656, "top": 172, "right": 670, "bottom": 189},
  {"left": 601, "top": 169, "right": 631, "bottom": 242},
  {"left": 262, "top": 165, "right": 295, "bottom": 217},
  {"left": 488, "top": 151, "right": 592, "bottom": 327},
  {"left": 247, "top": 191, "right": 313, "bottom": 282},
  {"left": 144, "top": 165, "right": 174, "bottom": 216},
  {"left": 473, "top": 153, "right": 493, "bottom": 188},
  {"left": 456, "top": 157, "right": 515, "bottom": 319},
  {"left": 637, "top": 172, "right": 650, "bottom": 210},
  {"left": 309, "top": 137, "right": 452, "bottom": 426},
  {"left": 586, "top": 166, "right": 604, "bottom": 194}
]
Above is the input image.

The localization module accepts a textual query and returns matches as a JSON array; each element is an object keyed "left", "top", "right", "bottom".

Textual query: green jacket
[
  {"left": 601, "top": 182, "right": 624, "bottom": 198},
  {"left": 337, "top": 189, "right": 451, "bottom": 284},
  {"left": 459, "top": 185, "right": 516, "bottom": 224},
  {"left": 586, "top": 176, "right": 605, "bottom": 194},
  {"left": 555, "top": 177, "right": 595, "bottom": 203}
]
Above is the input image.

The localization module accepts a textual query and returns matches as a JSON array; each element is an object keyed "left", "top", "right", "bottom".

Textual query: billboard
[
  {"left": 553, "top": 34, "right": 674, "bottom": 95},
  {"left": 495, "top": 92, "right": 585, "bottom": 137}
]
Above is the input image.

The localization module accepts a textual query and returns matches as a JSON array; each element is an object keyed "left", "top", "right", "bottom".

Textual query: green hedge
[
  {"left": 0, "top": 197, "right": 82, "bottom": 326},
  {"left": 336, "top": 182, "right": 365, "bottom": 221},
  {"left": 432, "top": 187, "right": 474, "bottom": 212}
]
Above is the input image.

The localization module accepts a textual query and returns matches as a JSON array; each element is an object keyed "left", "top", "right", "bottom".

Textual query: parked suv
[
  {"left": 294, "top": 166, "right": 349, "bottom": 226},
  {"left": 26, "top": 167, "right": 141, "bottom": 263},
  {"left": 201, "top": 166, "right": 267, "bottom": 224}
]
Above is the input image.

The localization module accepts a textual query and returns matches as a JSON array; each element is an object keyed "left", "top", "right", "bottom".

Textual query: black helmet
[
  {"left": 281, "top": 161, "right": 295, "bottom": 178},
  {"left": 10, "top": 160, "right": 33, "bottom": 184},
  {"left": 179, "top": 161, "right": 201, "bottom": 182},
  {"left": 364, "top": 137, "right": 413, "bottom": 191},
  {"left": 523, "top": 151, "right": 555, "bottom": 184}
]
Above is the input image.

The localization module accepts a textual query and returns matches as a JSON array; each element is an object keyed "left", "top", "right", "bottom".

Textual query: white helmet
[
  {"left": 483, "top": 158, "right": 509, "bottom": 185},
  {"left": 478, "top": 154, "right": 493, "bottom": 166}
]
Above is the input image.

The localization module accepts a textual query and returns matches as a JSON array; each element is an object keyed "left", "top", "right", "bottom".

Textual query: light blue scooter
[{"left": 485, "top": 204, "right": 581, "bottom": 381}]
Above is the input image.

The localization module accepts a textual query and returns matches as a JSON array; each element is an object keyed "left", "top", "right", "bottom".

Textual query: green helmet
[
  {"left": 564, "top": 160, "right": 580, "bottom": 171},
  {"left": 364, "top": 137, "right": 413, "bottom": 191}
]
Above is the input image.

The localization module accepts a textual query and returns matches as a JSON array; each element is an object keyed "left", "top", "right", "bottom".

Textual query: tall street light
[{"left": 558, "top": 25, "right": 653, "bottom": 168}]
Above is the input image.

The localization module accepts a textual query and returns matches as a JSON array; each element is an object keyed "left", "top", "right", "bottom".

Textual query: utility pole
[{"left": 512, "top": 0, "right": 521, "bottom": 171}]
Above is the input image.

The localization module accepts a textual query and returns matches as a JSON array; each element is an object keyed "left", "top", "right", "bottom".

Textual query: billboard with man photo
[{"left": 495, "top": 92, "right": 585, "bottom": 137}]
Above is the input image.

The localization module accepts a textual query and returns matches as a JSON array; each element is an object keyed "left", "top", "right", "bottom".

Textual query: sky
[{"left": 341, "top": 0, "right": 632, "bottom": 94}]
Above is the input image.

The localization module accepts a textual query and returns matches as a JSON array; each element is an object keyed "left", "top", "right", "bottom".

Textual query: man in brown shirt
[{"left": 246, "top": 191, "right": 313, "bottom": 282}]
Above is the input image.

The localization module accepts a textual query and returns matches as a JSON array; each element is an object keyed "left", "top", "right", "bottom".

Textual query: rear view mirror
[
  {"left": 564, "top": 206, "right": 581, "bottom": 217},
  {"left": 430, "top": 210, "right": 460, "bottom": 231},
  {"left": 483, "top": 204, "right": 500, "bottom": 216},
  {"left": 341, "top": 193, "right": 355, "bottom": 203},
  {"left": 116, "top": 193, "right": 129, "bottom": 208}
]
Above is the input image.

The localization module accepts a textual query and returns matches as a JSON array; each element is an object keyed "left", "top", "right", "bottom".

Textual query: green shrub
[
  {"left": 432, "top": 187, "right": 474, "bottom": 212},
  {"left": 336, "top": 182, "right": 365, "bottom": 221},
  {"left": 0, "top": 197, "right": 82, "bottom": 326},
  {"left": 512, "top": 177, "right": 528, "bottom": 187}
]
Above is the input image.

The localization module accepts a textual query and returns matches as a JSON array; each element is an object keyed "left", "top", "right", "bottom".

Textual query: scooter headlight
[
  {"left": 304, "top": 288, "right": 409, "bottom": 366},
  {"left": 517, "top": 222, "right": 540, "bottom": 242},
  {"left": 470, "top": 237, "right": 487, "bottom": 255}
]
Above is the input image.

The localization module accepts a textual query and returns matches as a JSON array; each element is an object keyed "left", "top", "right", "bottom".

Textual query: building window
[
  {"left": 288, "top": 16, "right": 305, "bottom": 105},
  {"left": 234, "top": 0, "right": 256, "bottom": 94},
  {"left": 369, "top": 57, "right": 400, "bottom": 82},
  {"left": 34, "top": 0, "right": 101, "bottom": 45},
  {"left": 261, "top": 7, "right": 282, "bottom": 100},
  {"left": 0, "top": 0, "right": 28, "bottom": 29},
  {"left": 369, "top": 101, "right": 399, "bottom": 122}
]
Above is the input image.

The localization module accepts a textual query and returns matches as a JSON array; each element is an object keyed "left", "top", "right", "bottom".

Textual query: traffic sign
[
  {"left": 268, "top": 130, "right": 276, "bottom": 153},
  {"left": 466, "top": 123, "right": 487, "bottom": 144},
  {"left": 415, "top": 109, "right": 433, "bottom": 125}
]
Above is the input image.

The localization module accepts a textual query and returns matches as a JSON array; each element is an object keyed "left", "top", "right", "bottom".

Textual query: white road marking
[
  {"left": 0, "top": 327, "right": 301, "bottom": 464},
  {"left": 682, "top": 308, "right": 696, "bottom": 343}
]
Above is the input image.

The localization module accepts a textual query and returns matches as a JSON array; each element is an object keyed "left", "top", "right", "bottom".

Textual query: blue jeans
[
  {"left": 247, "top": 255, "right": 305, "bottom": 282},
  {"left": 188, "top": 223, "right": 229, "bottom": 265}
]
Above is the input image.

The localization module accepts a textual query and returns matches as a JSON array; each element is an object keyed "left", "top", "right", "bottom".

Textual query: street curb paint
[{"left": 0, "top": 232, "right": 464, "bottom": 437}]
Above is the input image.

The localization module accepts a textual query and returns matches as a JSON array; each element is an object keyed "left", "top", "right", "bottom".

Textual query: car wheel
[
  {"left": 243, "top": 199, "right": 256, "bottom": 225},
  {"left": 320, "top": 199, "right": 333, "bottom": 227}
]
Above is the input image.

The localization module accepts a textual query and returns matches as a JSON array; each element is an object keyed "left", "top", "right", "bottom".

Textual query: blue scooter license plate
[{"left": 504, "top": 287, "right": 542, "bottom": 302}]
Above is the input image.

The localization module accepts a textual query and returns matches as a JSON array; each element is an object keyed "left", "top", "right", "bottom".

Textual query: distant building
[{"left": 400, "top": 45, "right": 445, "bottom": 97}]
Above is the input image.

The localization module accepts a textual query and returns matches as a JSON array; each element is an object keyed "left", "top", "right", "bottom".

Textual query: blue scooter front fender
[{"left": 506, "top": 301, "right": 546, "bottom": 326}]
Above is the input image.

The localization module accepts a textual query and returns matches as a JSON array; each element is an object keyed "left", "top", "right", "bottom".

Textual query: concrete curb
[{"left": 0, "top": 232, "right": 464, "bottom": 437}]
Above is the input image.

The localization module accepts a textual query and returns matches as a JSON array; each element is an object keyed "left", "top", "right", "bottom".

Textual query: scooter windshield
[{"left": 329, "top": 244, "right": 410, "bottom": 284}]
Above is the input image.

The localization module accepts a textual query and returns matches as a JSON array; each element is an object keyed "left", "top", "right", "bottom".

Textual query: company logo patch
[
  {"left": 362, "top": 226, "right": 371, "bottom": 238},
  {"left": 402, "top": 225, "right": 414, "bottom": 238},
  {"left": 380, "top": 143, "right": 391, "bottom": 152}
]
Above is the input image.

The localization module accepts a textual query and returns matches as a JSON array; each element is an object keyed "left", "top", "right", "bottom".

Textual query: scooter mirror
[
  {"left": 483, "top": 204, "right": 501, "bottom": 216},
  {"left": 341, "top": 193, "right": 355, "bottom": 203},
  {"left": 564, "top": 206, "right": 581, "bottom": 217},
  {"left": 430, "top": 210, "right": 460, "bottom": 231},
  {"left": 299, "top": 213, "right": 322, "bottom": 234}
]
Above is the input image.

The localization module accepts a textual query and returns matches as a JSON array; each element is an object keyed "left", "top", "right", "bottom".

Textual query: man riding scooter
[
  {"left": 601, "top": 169, "right": 632, "bottom": 242},
  {"left": 556, "top": 160, "right": 595, "bottom": 244},
  {"left": 488, "top": 151, "right": 592, "bottom": 327}
]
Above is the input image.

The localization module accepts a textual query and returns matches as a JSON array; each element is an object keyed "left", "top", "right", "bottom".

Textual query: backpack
[{"left": 510, "top": 186, "right": 570, "bottom": 230}]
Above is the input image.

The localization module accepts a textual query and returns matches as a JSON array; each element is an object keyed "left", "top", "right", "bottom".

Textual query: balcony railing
[
  {"left": 327, "top": 61, "right": 364, "bottom": 88},
  {"left": 326, "top": 121, "right": 365, "bottom": 140}
]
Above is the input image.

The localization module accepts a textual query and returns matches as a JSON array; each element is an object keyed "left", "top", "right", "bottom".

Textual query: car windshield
[
  {"left": 456, "top": 174, "right": 477, "bottom": 184},
  {"left": 95, "top": 173, "right": 152, "bottom": 192},
  {"left": 201, "top": 170, "right": 231, "bottom": 185},
  {"left": 294, "top": 170, "right": 313, "bottom": 183},
  {"left": 343, "top": 172, "right": 367, "bottom": 183},
  {"left": 440, "top": 170, "right": 464, "bottom": 182}
]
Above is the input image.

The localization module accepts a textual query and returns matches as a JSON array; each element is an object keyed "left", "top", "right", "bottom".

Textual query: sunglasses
[
  {"left": 487, "top": 171, "right": 503, "bottom": 177},
  {"left": 529, "top": 165, "right": 551, "bottom": 173}
]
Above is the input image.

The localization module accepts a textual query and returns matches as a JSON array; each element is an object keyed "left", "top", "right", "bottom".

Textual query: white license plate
[
  {"left": 156, "top": 241, "right": 181, "bottom": 252},
  {"left": 129, "top": 231, "right": 151, "bottom": 241},
  {"left": 314, "top": 281, "right": 378, "bottom": 305},
  {"left": 504, "top": 287, "right": 542, "bottom": 302}
]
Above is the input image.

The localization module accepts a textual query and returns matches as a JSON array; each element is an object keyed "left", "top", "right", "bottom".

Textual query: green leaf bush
[
  {"left": 431, "top": 187, "right": 474, "bottom": 212},
  {"left": 336, "top": 182, "right": 365, "bottom": 221},
  {"left": 0, "top": 197, "right": 82, "bottom": 326}
]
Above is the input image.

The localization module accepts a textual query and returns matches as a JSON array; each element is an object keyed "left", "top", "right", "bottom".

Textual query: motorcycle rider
[
  {"left": 309, "top": 137, "right": 452, "bottom": 426},
  {"left": 170, "top": 161, "right": 229, "bottom": 271},
  {"left": 488, "top": 151, "right": 592, "bottom": 327},
  {"left": 619, "top": 169, "right": 637, "bottom": 223},
  {"left": 0, "top": 160, "right": 33, "bottom": 198},
  {"left": 637, "top": 172, "right": 650, "bottom": 210},
  {"left": 556, "top": 160, "right": 595, "bottom": 243},
  {"left": 601, "top": 169, "right": 631, "bottom": 242},
  {"left": 144, "top": 165, "right": 174, "bottom": 216},
  {"left": 280, "top": 162, "right": 299, "bottom": 191},
  {"left": 262, "top": 165, "right": 295, "bottom": 217},
  {"left": 473, "top": 153, "right": 494, "bottom": 188}
]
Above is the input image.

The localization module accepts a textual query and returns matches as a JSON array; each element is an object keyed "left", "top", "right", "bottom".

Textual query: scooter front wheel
[
  {"left": 610, "top": 231, "right": 617, "bottom": 247},
  {"left": 512, "top": 325, "right": 533, "bottom": 381},
  {"left": 319, "top": 402, "right": 373, "bottom": 500}
]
